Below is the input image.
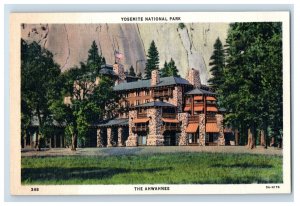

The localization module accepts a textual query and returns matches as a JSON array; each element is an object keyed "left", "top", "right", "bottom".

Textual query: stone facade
[
  {"left": 107, "top": 127, "right": 113, "bottom": 147},
  {"left": 216, "top": 114, "right": 225, "bottom": 146},
  {"left": 117, "top": 127, "right": 124, "bottom": 146},
  {"left": 178, "top": 112, "right": 190, "bottom": 145},
  {"left": 126, "top": 110, "right": 138, "bottom": 146},
  {"left": 146, "top": 107, "right": 164, "bottom": 146},
  {"left": 169, "top": 86, "right": 183, "bottom": 113},
  {"left": 186, "top": 68, "right": 201, "bottom": 88},
  {"left": 96, "top": 128, "right": 102, "bottom": 147},
  {"left": 113, "top": 63, "right": 126, "bottom": 85},
  {"left": 199, "top": 114, "right": 206, "bottom": 146},
  {"left": 151, "top": 70, "right": 160, "bottom": 86}
]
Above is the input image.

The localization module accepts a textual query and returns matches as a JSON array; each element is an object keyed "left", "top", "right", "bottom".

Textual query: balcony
[
  {"left": 137, "top": 113, "right": 147, "bottom": 118},
  {"left": 162, "top": 113, "right": 177, "bottom": 119},
  {"left": 188, "top": 115, "right": 199, "bottom": 123},
  {"left": 162, "top": 125, "right": 180, "bottom": 131},
  {"left": 132, "top": 126, "right": 148, "bottom": 132},
  {"left": 152, "top": 90, "right": 173, "bottom": 98},
  {"left": 206, "top": 116, "right": 217, "bottom": 123}
]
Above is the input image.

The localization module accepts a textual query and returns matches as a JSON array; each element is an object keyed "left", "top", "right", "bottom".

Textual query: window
[
  {"left": 145, "top": 90, "right": 150, "bottom": 96},
  {"left": 145, "top": 99, "right": 150, "bottom": 103},
  {"left": 136, "top": 100, "right": 140, "bottom": 105}
]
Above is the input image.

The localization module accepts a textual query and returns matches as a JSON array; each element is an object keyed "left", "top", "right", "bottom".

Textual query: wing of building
[{"left": 23, "top": 63, "right": 232, "bottom": 149}]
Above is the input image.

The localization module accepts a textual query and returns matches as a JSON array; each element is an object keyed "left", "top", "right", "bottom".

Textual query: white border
[{"left": 9, "top": 12, "right": 291, "bottom": 195}]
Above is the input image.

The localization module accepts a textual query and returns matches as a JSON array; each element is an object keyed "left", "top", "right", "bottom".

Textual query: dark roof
[
  {"left": 113, "top": 76, "right": 191, "bottom": 91},
  {"left": 94, "top": 118, "right": 129, "bottom": 127},
  {"left": 135, "top": 101, "right": 176, "bottom": 108},
  {"left": 185, "top": 88, "right": 215, "bottom": 95},
  {"left": 30, "top": 116, "right": 66, "bottom": 127},
  {"left": 99, "top": 68, "right": 117, "bottom": 76}
]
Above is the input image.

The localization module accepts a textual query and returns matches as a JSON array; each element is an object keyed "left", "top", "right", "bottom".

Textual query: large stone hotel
[
  {"left": 94, "top": 62, "right": 226, "bottom": 147},
  {"left": 24, "top": 62, "right": 229, "bottom": 148}
]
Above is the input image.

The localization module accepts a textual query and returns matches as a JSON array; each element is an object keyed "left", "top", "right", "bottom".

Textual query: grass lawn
[{"left": 21, "top": 152, "right": 282, "bottom": 184}]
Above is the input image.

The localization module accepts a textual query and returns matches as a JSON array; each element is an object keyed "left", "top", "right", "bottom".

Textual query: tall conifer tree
[{"left": 145, "top": 40, "right": 159, "bottom": 79}]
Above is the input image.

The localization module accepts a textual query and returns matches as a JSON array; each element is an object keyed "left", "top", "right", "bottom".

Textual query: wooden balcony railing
[
  {"left": 152, "top": 90, "right": 173, "bottom": 98},
  {"left": 188, "top": 115, "right": 199, "bottom": 123},
  {"left": 162, "top": 113, "right": 177, "bottom": 119},
  {"left": 132, "top": 126, "right": 148, "bottom": 132},
  {"left": 137, "top": 113, "right": 147, "bottom": 118},
  {"left": 206, "top": 116, "right": 217, "bottom": 123},
  {"left": 162, "top": 125, "right": 180, "bottom": 131}
]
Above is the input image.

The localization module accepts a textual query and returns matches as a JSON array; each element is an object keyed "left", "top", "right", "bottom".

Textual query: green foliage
[
  {"left": 21, "top": 152, "right": 282, "bottom": 184},
  {"left": 208, "top": 37, "right": 225, "bottom": 91},
  {"left": 218, "top": 22, "right": 283, "bottom": 144},
  {"left": 137, "top": 72, "right": 142, "bottom": 79},
  {"left": 145, "top": 40, "right": 160, "bottom": 79},
  {"left": 178, "top": 23, "right": 186, "bottom": 30},
  {"left": 87, "top": 40, "right": 106, "bottom": 73},
  {"left": 160, "top": 58, "right": 180, "bottom": 77},
  {"left": 21, "top": 39, "right": 61, "bottom": 145},
  {"left": 128, "top": 65, "right": 136, "bottom": 77},
  {"left": 50, "top": 57, "right": 117, "bottom": 149}
]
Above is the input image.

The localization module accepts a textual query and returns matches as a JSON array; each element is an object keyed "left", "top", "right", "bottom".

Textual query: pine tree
[
  {"left": 87, "top": 40, "right": 105, "bottom": 73},
  {"left": 129, "top": 65, "right": 136, "bottom": 77},
  {"left": 208, "top": 37, "right": 225, "bottom": 91},
  {"left": 160, "top": 58, "right": 180, "bottom": 77},
  {"left": 137, "top": 72, "right": 142, "bottom": 79},
  {"left": 220, "top": 22, "right": 283, "bottom": 149},
  {"left": 145, "top": 40, "right": 159, "bottom": 79}
]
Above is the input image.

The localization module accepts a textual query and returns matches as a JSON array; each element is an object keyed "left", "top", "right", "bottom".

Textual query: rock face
[{"left": 21, "top": 23, "right": 228, "bottom": 84}]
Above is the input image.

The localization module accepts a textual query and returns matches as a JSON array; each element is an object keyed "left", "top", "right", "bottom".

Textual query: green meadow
[{"left": 21, "top": 152, "right": 282, "bottom": 185}]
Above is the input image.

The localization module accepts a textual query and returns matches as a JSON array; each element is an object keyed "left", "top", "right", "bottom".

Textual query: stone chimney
[
  {"left": 113, "top": 63, "right": 126, "bottom": 84},
  {"left": 187, "top": 68, "right": 201, "bottom": 88},
  {"left": 151, "top": 69, "right": 160, "bottom": 86}
]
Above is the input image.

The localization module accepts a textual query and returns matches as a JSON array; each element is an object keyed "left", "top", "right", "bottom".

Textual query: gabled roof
[
  {"left": 135, "top": 101, "right": 176, "bottom": 108},
  {"left": 113, "top": 76, "right": 191, "bottom": 91},
  {"left": 185, "top": 88, "right": 215, "bottom": 95}
]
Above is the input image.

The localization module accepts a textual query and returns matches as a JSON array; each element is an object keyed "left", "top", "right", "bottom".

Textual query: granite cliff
[{"left": 21, "top": 23, "right": 229, "bottom": 84}]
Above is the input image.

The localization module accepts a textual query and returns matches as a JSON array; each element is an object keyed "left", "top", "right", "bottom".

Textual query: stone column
[
  {"left": 107, "top": 127, "right": 113, "bottom": 147},
  {"left": 216, "top": 114, "right": 225, "bottom": 146},
  {"left": 178, "top": 113, "right": 189, "bottom": 146},
  {"left": 169, "top": 86, "right": 183, "bottom": 113},
  {"left": 97, "top": 128, "right": 103, "bottom": 147},
  {"left": 199, "top": 114, "right": 206, "bottom": 146},
  {"left": 126, "top": 110, "right": 138, "bottom": 147},
  {"left": 147, "top": 108, "right": 164, "bottom": 146},
  {"left": 117, "top": 127, "right": 124, "bottom": 147}
]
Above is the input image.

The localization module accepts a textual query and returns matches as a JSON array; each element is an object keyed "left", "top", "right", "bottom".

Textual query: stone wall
[
  {"left": 117, "top": 127, "right": 124, "bottom": 147},
  {"left": 216, "top": 114, "right": 225, "bottom": 146},
  {"left": 199, "top": 114, "right": 206, "bottom": 146},
  {"left": 186, "top": 68, "right": 201, "bottom": 88},
  {"left": 178, "top": 112, "right": 190, "bottom": 145},
  {"left": 113, "top": 63, "right": 126, "bottom": 85},
  {"left": 151, "top": 70, "right": 160, "bottom": 86},
  {"left": 107, "top": 127, "right": 113, "bottom": 147},
  {"left": 126, "top": 110, "right": 138, "bottom": 146},
  {"left": 97, "top": 128, "right": 102, "bottom": 147},
  {"left": 168, "top": 86, "right": 183, "bottom": 112},
  {"left": 146, "top": 107, "right": 164, "bottom": 146}
]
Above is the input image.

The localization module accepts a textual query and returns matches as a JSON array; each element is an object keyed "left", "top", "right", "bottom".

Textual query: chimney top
[{"left": 151, "top": 69, "right": 160, "bottom": 86}]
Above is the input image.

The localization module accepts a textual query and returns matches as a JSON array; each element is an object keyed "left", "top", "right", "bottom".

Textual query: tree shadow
[
  {"left": 21, "top": 166, "right": 172, "bottom": 184},
  {"left": 211, "top": 163, "right": 273, "bottom": 169}
]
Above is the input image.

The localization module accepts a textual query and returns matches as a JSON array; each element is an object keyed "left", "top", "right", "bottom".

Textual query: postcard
[{"left": 10, "top": 12, "right": 291, "bottom": 195}]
